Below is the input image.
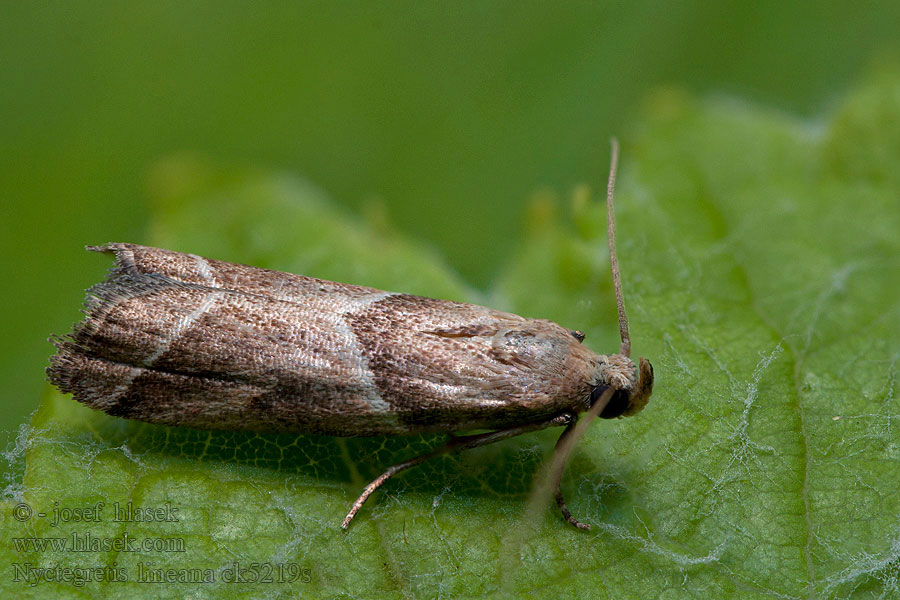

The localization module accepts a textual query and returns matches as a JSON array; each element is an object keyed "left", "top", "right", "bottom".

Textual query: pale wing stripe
[
  {"left": 141, "top": 254, "right": 222, "bottom": 366},
  {"left": 334, "top": 291, "right": 397, "bottom": 415},
  {"left": 217, "top": 280, "right": 398, "bottom": 419},
  {"left": 141, "top": 290, "right": 225, "bottom": 366},
  {"left": 248, "top": 285, "right": 398, "bottom": 415},
  {"left": 107, "top": 255, "right": 224, "bottom": 402},
  {"left": 103, "top": 366, "right": 143, "bottom": 408},
  {"left": 191, "top": 251, "right": 215, "bottom": 281}
]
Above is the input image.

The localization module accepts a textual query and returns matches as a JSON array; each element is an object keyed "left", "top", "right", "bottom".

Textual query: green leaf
[{"left": 4, "top": 75, "right": 899, "bottom": 599}]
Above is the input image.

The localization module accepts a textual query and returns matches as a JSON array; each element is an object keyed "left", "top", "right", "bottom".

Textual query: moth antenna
[
  {"left": 606, "top": 137, "right": 630, "bottom": 358},
  {"left": 544, "top": 140, "right": 650, "bottom": 528}
]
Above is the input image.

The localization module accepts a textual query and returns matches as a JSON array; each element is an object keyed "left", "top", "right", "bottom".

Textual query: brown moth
[{"left": 47, "top": 139, "right": 653, "bottom": 530}]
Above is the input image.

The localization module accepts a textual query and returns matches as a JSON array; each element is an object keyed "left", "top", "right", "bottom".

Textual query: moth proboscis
[{"left": 47, "top": 138, "right": 653, "bottom": 530}]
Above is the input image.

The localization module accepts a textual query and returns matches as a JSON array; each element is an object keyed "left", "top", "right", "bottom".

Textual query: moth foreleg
[
  {"left": 341, "top": 412, "right": 576, "bottom": 529},
  {"left": 548, "top": 386, "right": 617, "bottom": 531},
  {"left": 551, "top": 417, "right": 589, "bottom": 529}
]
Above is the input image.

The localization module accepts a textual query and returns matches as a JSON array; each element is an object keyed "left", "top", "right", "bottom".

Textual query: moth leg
[
  {"left": 549, "top": 385, "right": 616, "bottom": 530},
  {"left": 341, "top": 412, "right": 575, "bottom": 529},
  {"left": 551, "top": 417, "right": 589, "bottom": 529}
]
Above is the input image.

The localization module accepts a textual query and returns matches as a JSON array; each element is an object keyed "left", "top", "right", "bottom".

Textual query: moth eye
[
  {"left": 590, "top": 385, "right": 630, "bottom": 419},
  {"left": 570, "top": 330, "right": 585, "bottom": 343}
]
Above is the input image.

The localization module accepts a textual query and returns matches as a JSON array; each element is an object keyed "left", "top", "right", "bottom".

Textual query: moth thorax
[{"left": 590, "top": 354, "right": 637, "bottom": 419}]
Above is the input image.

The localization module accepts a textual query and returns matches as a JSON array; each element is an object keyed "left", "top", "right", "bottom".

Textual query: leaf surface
[{"left": 4, "top": 76, "right": 899, "bottom": 599}]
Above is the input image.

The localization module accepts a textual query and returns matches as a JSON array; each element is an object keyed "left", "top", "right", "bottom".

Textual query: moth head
[{"left": 589, "top": 355, "right": 654, "bottom": 419}]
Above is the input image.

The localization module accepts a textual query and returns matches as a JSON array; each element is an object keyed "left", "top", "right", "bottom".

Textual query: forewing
[{"left": 48, "top": 244, "right": 589, "bottom": 435}]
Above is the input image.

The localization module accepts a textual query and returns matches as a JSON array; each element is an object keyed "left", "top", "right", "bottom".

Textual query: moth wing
[
  {"left": 346, "top": 294, "right": 594, "bottom": 431},
  {"left": 49, "top": 244, "right": 594, "bottom": 435}
]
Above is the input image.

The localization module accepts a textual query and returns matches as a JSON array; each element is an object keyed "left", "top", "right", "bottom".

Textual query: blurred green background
[{"left": 1, "top": 1, "right": 898, "bottom": 458}]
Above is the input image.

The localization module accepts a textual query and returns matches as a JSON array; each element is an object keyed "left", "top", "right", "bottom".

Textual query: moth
[{"left": 47, "top": 139, "right": 653, "bottom": 530}]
